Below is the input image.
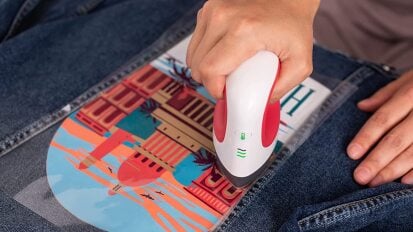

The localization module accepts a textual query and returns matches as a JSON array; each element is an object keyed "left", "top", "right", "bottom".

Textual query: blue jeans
[
  {"left": 0, "top": 0, "right": 201, "bottom": 231},
  {"left": 0, "top": 0, "right": 200, "bottom": 156},
  {"left": 217, "top": 51, "right": 413, "bottom": 231},
  {"left": 0, "top": 0, "right": 412, "bottom": 231}
]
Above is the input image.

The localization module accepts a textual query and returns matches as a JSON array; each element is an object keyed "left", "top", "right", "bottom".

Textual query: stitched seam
[
  {"left": 76, "top": 0, "right": 105, "bottom": 16},
  {"left": 297, "top": 188, "right": 413, "bottom": 231},
  {"left": 299, "top": 189, "right": 413, "bottom": 224},
  {"left": 0, "top": 2, "right": 202, "bottom": 158},
  {"left": 1, "top": 0, "right": 42, "bottom": 42},
  {"left": 214, "top": 66, "right": 376, "bottom": 231},
  {"left": 314, "top": 42, "right": 398, "bottom": 78}
]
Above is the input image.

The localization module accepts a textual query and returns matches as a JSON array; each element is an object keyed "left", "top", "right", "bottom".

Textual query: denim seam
[
  {"left": 1, "top": 0, "right": 42, "bottom": 42},
  {"left": 76, "top": 0, "right": 105, "bottom": 16},
  {"left": 280, "top": 67, "right": 376, "bottom": 154},
  {"left": 315, "top": 42, "right": 399, "bottom": 78},
  {"left": 0, "top": 2, "right": 202, "bottom": 158},
  {"left": 215, "top": 66, "right": 381, "bottom": 231},
  {"left": 297, "top": 188, "right": 413, "bottom": 231}
]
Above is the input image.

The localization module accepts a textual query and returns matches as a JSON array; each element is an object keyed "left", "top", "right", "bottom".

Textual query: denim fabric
[
  {"left": 1, "top": 0, "right": 412, "bottom": 231},
  {"left": 0, "top": 124, "right": 103, "bottom": 231},
  {"left": 0, "top": 0, "right": 202, "bottom": 157},
  {"left": 217, "top": 53, "right": 413, "bottom": 231},
  {"left": 0, "top": 0, "right": 27, "bottom": 40},
  {"left": 0, "top": 189, "right": 58, "bottom": 231},
  {"left": 0, "top": 0, "right": 202, "bottom": 230}
]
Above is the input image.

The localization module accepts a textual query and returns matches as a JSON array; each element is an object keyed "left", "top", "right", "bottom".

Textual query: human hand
[
  {"left": 348, "top": 69, "right": 413, "bottom": 187},
  {"left": 186, "top": 0, "right": 319, "bottom": 100}
]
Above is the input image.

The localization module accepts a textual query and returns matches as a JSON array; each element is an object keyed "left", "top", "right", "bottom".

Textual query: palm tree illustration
[
  {"left": 192, "top": 148, "right": 219, "bottom": 175},
  {"left": 166, "top": 56, "right": 201, "bottom": 99},
  {"left": 139, "top": 99, "right": 159, "bottom": 124}
]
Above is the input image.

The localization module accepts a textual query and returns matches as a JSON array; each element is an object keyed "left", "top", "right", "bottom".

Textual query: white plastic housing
[{"left": 213, "top": 51, "right": 279, "bottom": 179}]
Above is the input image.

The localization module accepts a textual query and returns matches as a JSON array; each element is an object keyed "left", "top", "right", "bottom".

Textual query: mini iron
[{"left": 213, "top": 51, "right": 281, "bottom": 188}]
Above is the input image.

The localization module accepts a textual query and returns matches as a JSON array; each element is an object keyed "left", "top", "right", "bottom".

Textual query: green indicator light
[{"left": 240, "top": 132, "right": 246, "bottom": 140}]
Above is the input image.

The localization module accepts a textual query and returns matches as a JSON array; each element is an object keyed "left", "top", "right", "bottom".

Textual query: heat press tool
[{"left": 213, "top": 51, "right": 281, "bottom": 188}]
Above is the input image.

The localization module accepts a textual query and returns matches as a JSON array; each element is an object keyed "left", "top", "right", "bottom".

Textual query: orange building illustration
[{"left": 74, "top": 63, "right": 242, "bottom": 216}]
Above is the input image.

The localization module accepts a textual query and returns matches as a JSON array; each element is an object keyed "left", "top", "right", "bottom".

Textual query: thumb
[{"left": 270, "top": 57, "right": 312, "bottom": 102}]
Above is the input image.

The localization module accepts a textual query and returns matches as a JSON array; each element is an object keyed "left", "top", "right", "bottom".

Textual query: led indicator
[{"left": 240, "top": 132, "right": 246, "bottom": 140}]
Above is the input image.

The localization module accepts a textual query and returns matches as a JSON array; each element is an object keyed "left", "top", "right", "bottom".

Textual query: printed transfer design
[{"left": 46, "top": 36, "right": 331, "bottom": 231}]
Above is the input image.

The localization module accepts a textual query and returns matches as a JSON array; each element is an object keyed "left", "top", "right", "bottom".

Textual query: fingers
[
  {"left": 270, "top": 54, "right": 313, "bottom": 101},
  {"left": 186, "top": 8, "right": 207, "bottom": 69},
  {"left": 401, "top": 170, "right": 413, "bottom": 185},
  {"left": 194, "top": 33, "right": 264, "bottom": 99},
  {"left": 353, "top": 111, "right": 413, "bottom": 185},
  {"left": 358, "top": 71, "right": 412, "bottom": 112},
  {"left": 349, "top": 70, "right": 413, "bottom": 187},
  {"left": 369, "top": 144, "right": 413, "bottom": 187},
  {"left": 186, "top": 0, "right": 316, "bottom": 100},
  {"left": 347, "top": 87, "right": 413, "bottom": 160},
  {"left": 190, "top": 9, "right": 228, "bottom": 83},
  {"left": 187, "top": 1, "right": 230, "bottom": 82}
]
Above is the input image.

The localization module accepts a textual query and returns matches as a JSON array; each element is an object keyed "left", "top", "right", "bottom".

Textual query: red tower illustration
[
  {"left": 76, "top": 64, "right": 172, "bottom": 136},
  {"left": 185, "top": 168, "right": 243, "bottom": 215},
  {"left": 73, "top": 62, "right": 242, "bottom": 214},
  {"left": 152, "top": 84, "right": 215, "bottom": 153},
  {"left": 74, "top": 65, "right": 176, "bottom": 193}
]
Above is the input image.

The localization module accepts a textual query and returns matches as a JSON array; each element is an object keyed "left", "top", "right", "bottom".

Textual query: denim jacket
[{"left": 0, "top": 0, "right": 411, "bottom": 231}]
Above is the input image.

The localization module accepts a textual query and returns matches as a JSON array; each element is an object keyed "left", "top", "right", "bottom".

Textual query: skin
[
  {"left": 348, "top": 70, "right": 413, "bottom": 187},
  {"left": 187, "top": 0, "right": 413, "bottom": 187},
  {"left": 186, "top": 0, "right": 320, "bottom": 101}
]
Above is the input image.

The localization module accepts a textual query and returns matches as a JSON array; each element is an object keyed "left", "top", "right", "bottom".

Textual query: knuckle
[
  {"left": 365, "top": 158, "right": 383, "bottom": 172},
  {"left": 380, "top": 168, "right": 395, "bottom": 181},
  {"left": 370, "top": 110, "right": 390, "bottom": 127},
  {"left": 231, "top": 18, "right": 258, "bottom": 37},
  {"left": 208, "top": 5, "right": 228, "bottom": 23},
  {"left": 382, "top": 132, "right": 405, "bottom": 149}
]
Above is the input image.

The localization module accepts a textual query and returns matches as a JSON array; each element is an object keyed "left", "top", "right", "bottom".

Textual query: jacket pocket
[{"left": 281, "top": 185, "right": 413, "bottom": 232}]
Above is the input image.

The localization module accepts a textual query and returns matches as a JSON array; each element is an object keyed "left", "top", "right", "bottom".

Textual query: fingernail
[
  {"left": 354, "top": 167, "right": 371, "bottom": 184},
  {"left": 347, "top": 143, "right": 363, "bottom": 159},
  {"left": 357, "top": 99, "right": 372, "bottom": 108}
]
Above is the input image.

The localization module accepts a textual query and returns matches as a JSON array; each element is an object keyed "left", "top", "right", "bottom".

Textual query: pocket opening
[{"left": 297, "top": 188, "right": 413, "bottom": 231}]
